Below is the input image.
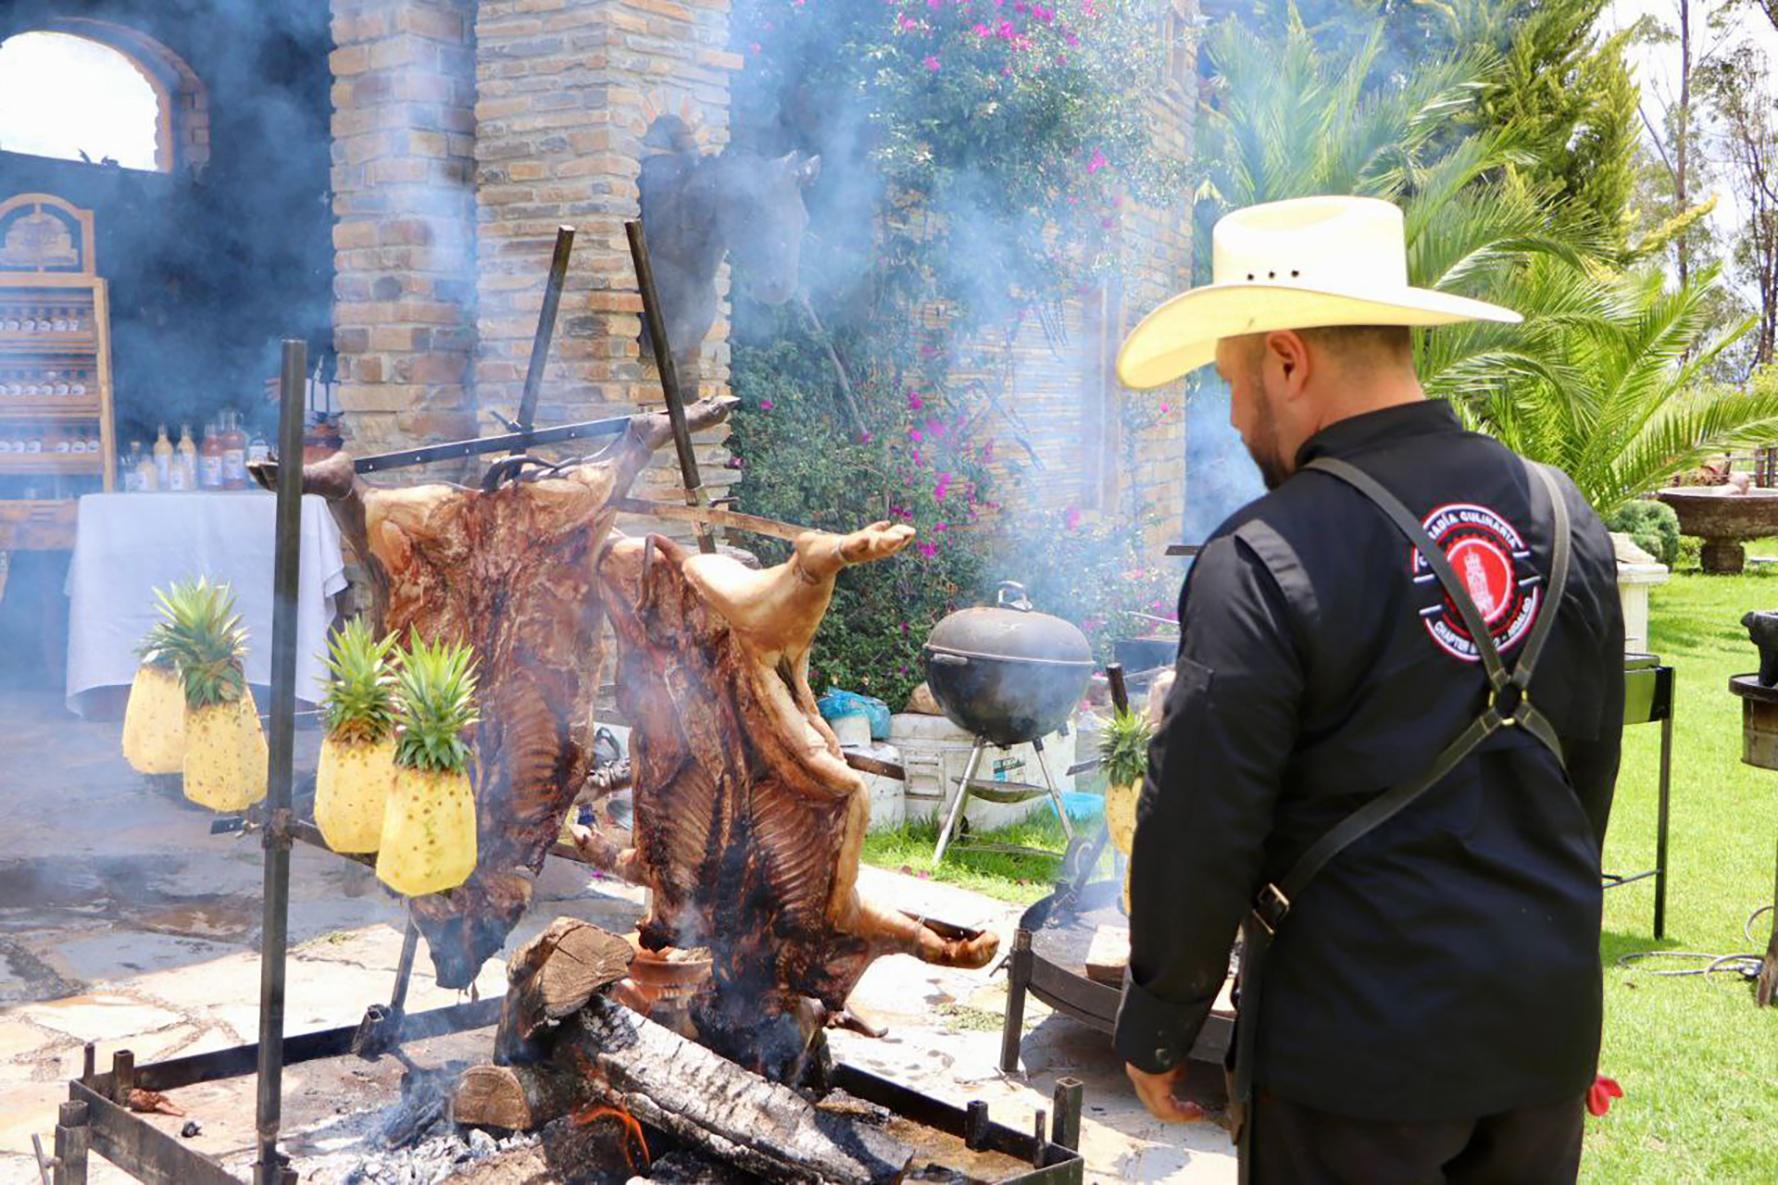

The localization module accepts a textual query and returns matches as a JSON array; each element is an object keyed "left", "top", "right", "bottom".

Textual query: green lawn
[{"left": 861, "top": 565, "right": 1778, "bottom": 1179}]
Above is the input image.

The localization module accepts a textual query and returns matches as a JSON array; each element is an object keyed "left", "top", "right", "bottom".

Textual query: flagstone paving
[{"left": 0, "top": 690, "right": 1234, "bottom": 1182}]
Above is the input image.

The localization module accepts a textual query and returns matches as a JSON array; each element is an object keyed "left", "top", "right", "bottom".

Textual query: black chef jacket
[{"left": 1114, "top": 399, "right": 1624, "bottom": 1122}]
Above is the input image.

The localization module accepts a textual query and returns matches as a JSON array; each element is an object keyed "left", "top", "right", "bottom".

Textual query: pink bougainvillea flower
[
  {"left": 923, "top": 54, "right": 942, "bottom": 70},
  {"left": 1064, "top": 505, "right": 1083, "bottom": 530},
  {"left": 907, "top": 389, "right": 925, "bottom": 409},
  {"left": 1587, "top": 1076, "right": 1624, "bottom": 1117},
  {"left": 1064, "top": 29, "right": 1080, "bottom": 45},
  {"left": 909, "top": 427, "right": 925, "bottom": 443},
  {"left": 917, "top": 542, "right": 939, "bottom": 558},
  {"left": 858, "top": 429, "right": 874, "bottom": 443},
  {"left": 1087, "top": 147, "right": 1108, "bottom": 174},
  {"left": 934, "top": 521, "right": 948, "bottom": 532},
  {"left": 925, "top": 418, "right": 946, "bottom": 437},
  {"left": 1159, "top": 402, "right": 1171, "bottom": 414},
  {"left": 972, "top": 20, "right": 992, "bottom": 34},
  {"left": 1032, "top": 3, "right": 1053, "bottom": 19},
  {"left": 759, "top": 398, "right": 774, "bottom": 411}
]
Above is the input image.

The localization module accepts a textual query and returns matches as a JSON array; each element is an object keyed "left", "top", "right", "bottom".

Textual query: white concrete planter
[{"left": 1612, "top": 532, "right": 1670, "bottom": 655}]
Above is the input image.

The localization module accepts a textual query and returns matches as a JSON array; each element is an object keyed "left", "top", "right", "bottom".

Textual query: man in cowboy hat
[{"left": 1112, "top": 195, "right": 1625, "bottom": 1183}]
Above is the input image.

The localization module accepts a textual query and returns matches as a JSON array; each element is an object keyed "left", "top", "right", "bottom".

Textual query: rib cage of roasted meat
[
  {"left": 583, "top": 526, "right": 999, "bottom": 1077},
  {"left": 271, "top": 400, "right": 735, "bottom": 988}
]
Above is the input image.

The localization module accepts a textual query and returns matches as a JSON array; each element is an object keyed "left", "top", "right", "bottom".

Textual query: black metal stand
[
  {"left": 1602, "top": 658, "right": 1676, "bottom": 938},
  {"left": 998, "top": 880, "right": 1233, "bottom": 1076}
]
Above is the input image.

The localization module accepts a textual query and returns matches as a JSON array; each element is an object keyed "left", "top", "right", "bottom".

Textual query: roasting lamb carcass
[
  {"left": 258, "top": 399, "right": 737, "bottom": 987},
  {"left": 575, "top": 523, "right": 1000, "bottom": 1078}
]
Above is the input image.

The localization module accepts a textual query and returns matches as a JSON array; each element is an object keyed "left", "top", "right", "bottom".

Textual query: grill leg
[
  {"left": 1030, "top": 737, "right": 1075, "bottom": 842},
  {"left": 934, "top": 739, "right": 988, "bottom": 864},
  {"left": 999, "top": 929, "right": 1033, "bottom": 1074},
  {"left": 1654, "top": 712, "right": 1673, "bottom": 939}
]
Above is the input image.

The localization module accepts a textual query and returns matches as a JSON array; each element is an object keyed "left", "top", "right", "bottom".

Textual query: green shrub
[{"left": 1604, "top": 499, "right": 1681, "bottom": 567}]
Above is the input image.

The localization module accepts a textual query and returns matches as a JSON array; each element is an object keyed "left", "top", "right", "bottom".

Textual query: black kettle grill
[{"left": 921, "top": 583, "right": 1094, "bottom": 862}]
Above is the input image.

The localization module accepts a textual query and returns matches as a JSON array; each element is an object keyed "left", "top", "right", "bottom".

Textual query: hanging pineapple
[
  {"left": 157, "top": 578, "right": 267, "bottom": 812},
  {"left": 376, "top": 635, "right": 480, "bottom": 897},
  {"left": 1099, "top": 706, "right": 1154, "bottom": 916},
  {"left": 314, "top": 619, "right": 402, "bottom": 854},
  {"left": 121, "top": 609, "right": 186, "bottom": 775}
]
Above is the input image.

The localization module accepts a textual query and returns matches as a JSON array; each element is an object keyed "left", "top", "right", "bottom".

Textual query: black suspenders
[{"left": 1228, "top": 456, "right": 1574, "bottom": 1178}]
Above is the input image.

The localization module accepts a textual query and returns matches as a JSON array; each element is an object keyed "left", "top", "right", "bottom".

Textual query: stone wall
[{"left": 329, "top": 0, "right": 481, "bottom": 457}]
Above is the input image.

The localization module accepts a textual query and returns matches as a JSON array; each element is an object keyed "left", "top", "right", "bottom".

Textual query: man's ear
[{"left": 1264, "top": 330, "right": 1312, "bottom": 398}]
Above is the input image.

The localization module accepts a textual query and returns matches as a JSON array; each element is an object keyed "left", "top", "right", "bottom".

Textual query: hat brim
[{"left": 1116, "top": 282, "right": 1523, "bottom": 390}]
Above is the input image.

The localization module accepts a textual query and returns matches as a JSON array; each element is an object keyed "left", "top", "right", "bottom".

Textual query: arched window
[{"left": 0, "top": 25, "right": 209, "bottom": 174}]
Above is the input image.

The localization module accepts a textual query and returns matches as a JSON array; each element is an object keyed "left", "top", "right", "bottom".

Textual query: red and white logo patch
[{"left": 1413, "top": 503, "right": 1540, "bottom": 662}]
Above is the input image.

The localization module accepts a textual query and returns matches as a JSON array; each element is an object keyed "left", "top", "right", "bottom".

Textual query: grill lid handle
[
  {"left": 929, "top": 652, "right": 969, "bottom": 667},
  {"left": 995, "top": 581, "right": 1033, "bottom": 612}
]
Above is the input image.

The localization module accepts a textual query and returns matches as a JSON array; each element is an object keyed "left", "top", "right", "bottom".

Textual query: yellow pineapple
[
  {"left": 158, "top": 578, "right": 266, "bottom": 812},
  {"left": 314, "top": 619, "right": 401, "bottom": 854},
  {"left": 375, "top": 635, "right": 479, "bottom": 896},
  {"left": 121, "top": 610, "right": 185, "bottom": 774},
  {"left": 1098, "top": 706, "right": 1153, "bottom": 916}
]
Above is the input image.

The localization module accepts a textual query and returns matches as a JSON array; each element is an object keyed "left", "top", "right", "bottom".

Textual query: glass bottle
[
  {"left": 200, "top": 420, "right": 224, "bottom": 490},
  {"left": 222, "top": 410, "right": 248, "bottom": 490},
  {"left": 153, "top": 424, "right": 173, "bottom": 488}
]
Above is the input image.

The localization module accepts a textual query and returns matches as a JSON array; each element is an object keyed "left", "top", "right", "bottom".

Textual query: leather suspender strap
[{"left": 1229, "top": 455, "right": 1576, "bottom": 1161}]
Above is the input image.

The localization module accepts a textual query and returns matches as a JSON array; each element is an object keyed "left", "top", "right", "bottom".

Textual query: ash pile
[{"left": 326, "top": 917, "right": 1004, "bottom": 1185}]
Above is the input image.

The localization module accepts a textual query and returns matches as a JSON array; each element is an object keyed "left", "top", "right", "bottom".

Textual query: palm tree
[
  {"left": 1195, "top": 8, "right": 1773, "bottom": 511},
  {"left": 1431, "top": 260, "right": 1778, "bottom": 511}
]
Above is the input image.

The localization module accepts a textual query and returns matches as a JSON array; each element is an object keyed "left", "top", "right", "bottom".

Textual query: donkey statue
[{"left": 637, "top": 117, "right": 820, "bottom": 379}]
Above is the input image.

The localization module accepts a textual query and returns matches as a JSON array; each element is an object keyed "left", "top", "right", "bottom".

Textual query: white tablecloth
[{"left": 65, "top": 492, "right": 347, "bottom": 716}]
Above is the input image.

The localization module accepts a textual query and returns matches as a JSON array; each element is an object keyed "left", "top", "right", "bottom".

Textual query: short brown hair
[{"left": 1296, "top": 324, "right": 1414, "bottom": 360}]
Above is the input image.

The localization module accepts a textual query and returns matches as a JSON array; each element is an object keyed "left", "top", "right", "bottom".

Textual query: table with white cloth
[{"left": 64, "top": 492, "right": 347, "bottom": 717}]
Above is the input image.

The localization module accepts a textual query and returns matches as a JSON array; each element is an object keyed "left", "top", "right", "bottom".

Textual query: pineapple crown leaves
[
  {"left": 153, "top": 577, "right": 249, "bottom": 709},
  {"left": 321, "top": 618, "right": 401, "bottom": 745},
  {"left": 133, "top": 618, "right": 179, "bottom": 671},
  {"left": 1098, "top": 706, "right": 1154, "bottom": 789},
  {"left": 392, "top": 634, "right": 480, "bottom": 775}
]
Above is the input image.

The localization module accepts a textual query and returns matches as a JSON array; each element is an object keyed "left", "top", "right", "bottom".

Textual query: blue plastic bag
[{"left": 817, "top": 689, "right": 892, "bottom": 741}]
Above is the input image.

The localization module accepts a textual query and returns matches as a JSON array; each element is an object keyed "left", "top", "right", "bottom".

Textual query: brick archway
[{"left": 22, "top": 18, "right": 211, "bottom": 173}]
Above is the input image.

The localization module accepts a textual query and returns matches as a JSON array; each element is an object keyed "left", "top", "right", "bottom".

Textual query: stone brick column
[
  {"left": 473, "top": 0, "right": 742, "bottom": 505},
  {"left": 329, "top": 0, "right": 479, "bottom": 455}
]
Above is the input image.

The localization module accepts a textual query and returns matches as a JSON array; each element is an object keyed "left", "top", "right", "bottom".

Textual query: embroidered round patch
[{"left": 1413, "top": 503, "right": 1540, "bottom": 662}]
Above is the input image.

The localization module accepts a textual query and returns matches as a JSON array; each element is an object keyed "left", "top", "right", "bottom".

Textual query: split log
[
  {"left": 497, "top": 918, "right": 635, "bottom": 1062},
  {"left": 452, "top": 1062, "right": 599, "bottom": 1133},
  {"left": 572, "top": 997, "right": 911, "bottom": 1185}
]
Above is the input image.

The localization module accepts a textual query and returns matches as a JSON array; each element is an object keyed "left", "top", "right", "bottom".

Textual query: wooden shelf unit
[{"left": 0, "top": 193, "right": 116, "bottom": 551}]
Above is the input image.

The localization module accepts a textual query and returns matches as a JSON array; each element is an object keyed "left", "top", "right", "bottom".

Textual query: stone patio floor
[{"left": 0, "top": 690, "right": 1235, "bottom": 1183}]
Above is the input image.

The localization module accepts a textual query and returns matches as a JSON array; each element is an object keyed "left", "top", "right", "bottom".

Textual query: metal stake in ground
[
  {"left": 511, "top": 226, "right": 576, "bottom": 453},
  {"left": 253, "top": 339, "right": 307, "bottom": 1185},
  {"left": 625, "top": 219, "right": 715, "bottom": 555}
]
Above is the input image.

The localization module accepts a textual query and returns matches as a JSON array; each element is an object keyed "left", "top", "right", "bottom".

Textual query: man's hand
[{"left": 1126, "top": 1062, "right": 1205, "bottom": 1123}]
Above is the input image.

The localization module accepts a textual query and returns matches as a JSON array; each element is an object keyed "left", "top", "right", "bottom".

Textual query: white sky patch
[
  {"left": 1604, "top": 0, "right": 1778, "bottom": 231},
  {"left": 0, "top": 32, "right": 162, "bottom": 172}
]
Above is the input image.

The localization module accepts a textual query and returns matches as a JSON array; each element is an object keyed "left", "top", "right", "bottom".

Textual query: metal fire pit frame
[{"left": 46, "top": 1021, "right": 1085, "bottom": 1184}]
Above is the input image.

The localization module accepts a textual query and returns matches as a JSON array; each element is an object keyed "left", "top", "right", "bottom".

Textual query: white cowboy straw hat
[{"left": 1116, "top": 195, "right": 1522, "bottom": 390}]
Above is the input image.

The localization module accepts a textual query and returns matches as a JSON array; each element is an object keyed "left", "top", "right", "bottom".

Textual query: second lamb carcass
[
  {"left": 575, "top": 523, "right": 1000, "bottom": 1079},
  {"left": 267, "top": 399, "right": 736, "bottom": 987}
]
